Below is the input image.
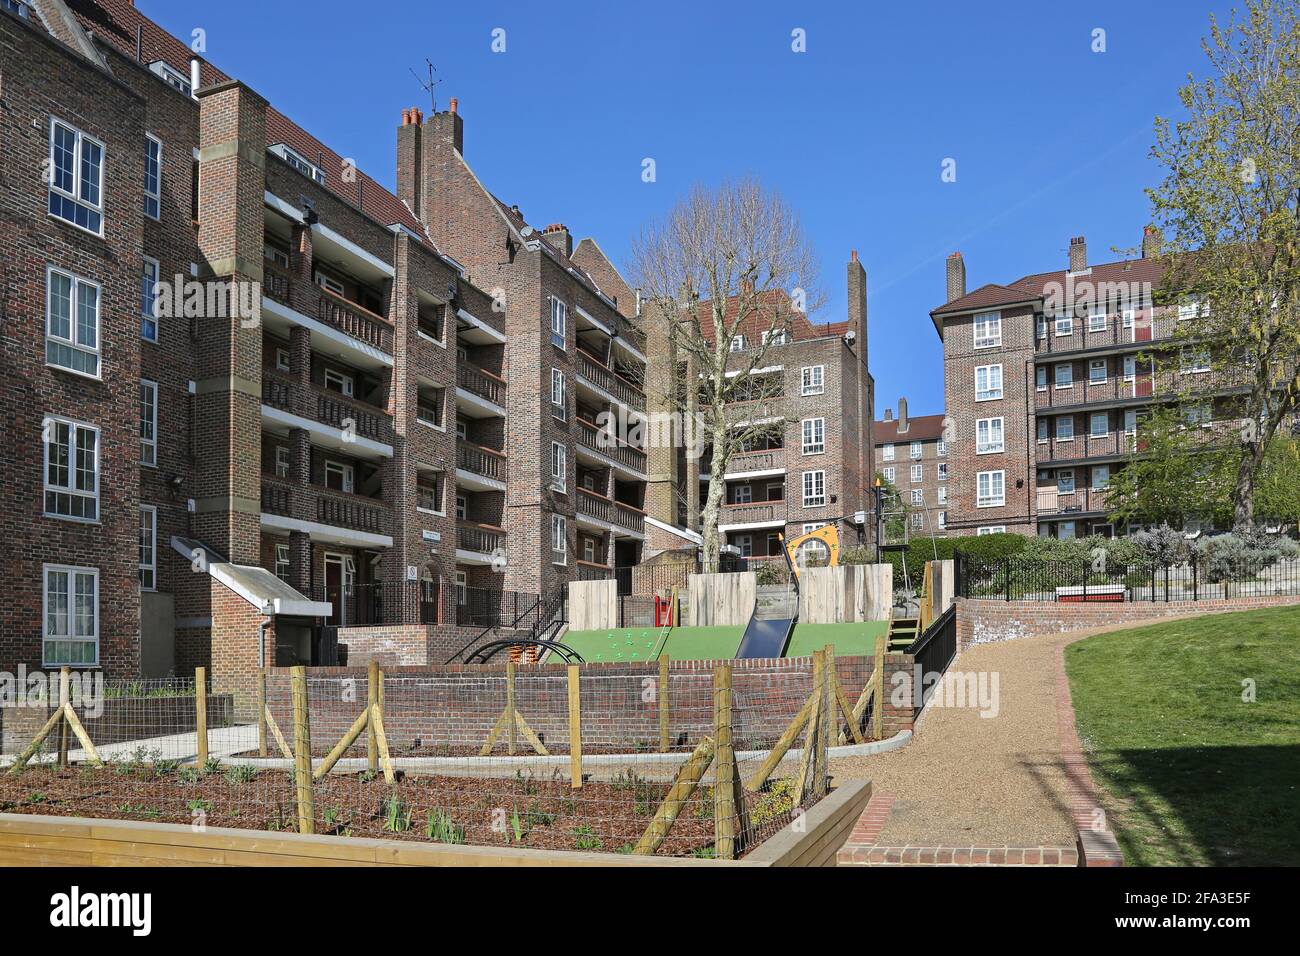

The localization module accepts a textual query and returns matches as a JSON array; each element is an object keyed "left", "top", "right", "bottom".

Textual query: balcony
[
  {"left": 457, "top": 521, "right": 506, "bottom": 564},
  {"left": 1036, "top": 486, "right": 1111, "bottom": 518},
  {"left": 723, "top": 448, "right": 785, "bottom": 477},
  {"left": 614, "top": 313, "right": 647, "bottom": 357},
  {"left": 1037, "top": 430, "right": 1135, "bottom": 464},
  {"left": 317, "top": 288, "right": 393, "bottom": 353},
  {"left": 456, "top": 441, "right": 508, "bottom": 492},
  {"left": 576, "top": 417, "right": 647, "bottom": 476},
  {"left": 259, "top": 476, "right": 394, "bottom": 547},
  {"left": 1035, "top": 373, "right": 1152, "bottom": 410},
  {"left": 719, "top": 499, "right": 786, "bottom": 529},
  {"left": 1035, "top": 312, "right": 1155, "bottom": 355},
  {"left": 576, "top": 349, "right": 646, "bottom": 413},
  {"left": 261, "top": 370, "right": 395, "bottom": 452},
  {"left": 456, "top": 364, "right": 507, "bottom": 418},
  {"left": 264, "top": 262, "right": 294, "bottom": 307},
  {"left": 576, "top": 489, "right": 646, "bottom": 537}
]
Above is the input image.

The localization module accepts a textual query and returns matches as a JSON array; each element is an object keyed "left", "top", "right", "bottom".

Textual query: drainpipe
[{"left": 258, "top": 612, "right": 273, "bottom": 670}]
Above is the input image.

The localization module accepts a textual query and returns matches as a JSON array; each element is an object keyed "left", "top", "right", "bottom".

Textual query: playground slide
[{"left": 734, "top": 615, "right": 796, "bottom": 659}]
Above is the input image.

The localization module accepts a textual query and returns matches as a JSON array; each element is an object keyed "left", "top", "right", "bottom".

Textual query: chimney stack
[
  {"left": 883, "top": 408, "right": 893, "bottom": 422},
  {"left": 543, "top": 223, "right": 572, "bottom": 259},
  {"left": 1069, "top": 235, "right": 1087, "bottom": 273},
  {"left": 945, "top": 252, "right": 966, "bottom": 302},
  {"left": 847, "top": 250, "right": 868, "bottom": 357},
  {"left": 897, "top": 397, "right": 909, "bottom": 433},
  {"left": 396, "top": 107, "right": 424, "bottom": 223},
  {"left": 429, "top": 99, "right": 463, "bottom": 155},
  {"left": 1141, "top": 225, "right": 1162, "bottom": 260}
]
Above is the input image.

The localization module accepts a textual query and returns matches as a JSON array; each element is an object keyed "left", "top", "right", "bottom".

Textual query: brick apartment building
[
  {"left": 642, "top": 254, "right": 876, "bottom": 567},
  {"left": 0, "top": 0, "right": 648, "bottom": 695},
  {"left": 873, "top": 399, "right": 949, "bottom": 538},
  {"left": 934, "top": 229, "right": 1243, "bottom": 539}
]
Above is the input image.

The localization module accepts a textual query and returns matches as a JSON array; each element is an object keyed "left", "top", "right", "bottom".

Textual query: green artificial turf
[
  {"left": 1065, "top": 607, "right": 1300, "bottom": 866},
  {"left": 785, "top": 620, "right": 891, "bottom": 658},
  {"left": 560, "top": 626, "right": 743, "bottom": 662}
]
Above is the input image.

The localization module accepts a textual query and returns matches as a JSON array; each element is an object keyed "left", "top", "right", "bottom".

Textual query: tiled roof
[
  {"left": 66, "top": 0, "right": 432, "bottom": 246},
  {"left": 874, "top": 413, "right": 945, "bottom": 443},
  {"left": 932, "top": 256, "right": 1173, "bottom": 317},
  {"left": 931, "top": 282, "right": 1037, "bottom": 316}
]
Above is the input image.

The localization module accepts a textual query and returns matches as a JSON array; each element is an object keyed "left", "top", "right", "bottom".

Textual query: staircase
[{"left": 886, "top": 617, "right": 920, "bottom": 651}]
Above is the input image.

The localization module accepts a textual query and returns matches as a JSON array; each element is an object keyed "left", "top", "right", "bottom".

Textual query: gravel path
[{"left": 831, "top": 634, "right": 1081, "bottom": 847}]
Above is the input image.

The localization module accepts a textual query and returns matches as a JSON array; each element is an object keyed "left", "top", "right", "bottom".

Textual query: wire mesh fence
[{"left": 0, "top": 654, "right": 885, "bottom": 859}]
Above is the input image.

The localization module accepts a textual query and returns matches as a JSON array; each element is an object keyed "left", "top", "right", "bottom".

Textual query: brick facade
[{"left": 873, "top": 402, "right": 949, "bottom": 537}]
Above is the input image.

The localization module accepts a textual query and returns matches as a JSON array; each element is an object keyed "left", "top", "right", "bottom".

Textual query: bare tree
[{"left": 630, "top": 178, "right": 823, "bottom": 571}]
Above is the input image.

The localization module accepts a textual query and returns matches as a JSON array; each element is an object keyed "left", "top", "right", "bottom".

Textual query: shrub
[
  {"left": 883, "top": 532, "right": 1028, "bottom": 591},
  {"left": 1195, "top": 529, "right": 1300, "bottom": 581},
  {"left": 1129, "top": 524, "right": 1191, "bottom": 565}
]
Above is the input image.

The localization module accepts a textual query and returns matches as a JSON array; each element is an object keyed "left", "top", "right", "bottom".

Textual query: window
[
  {"left": 736, "top": 534, "right": 753, "bottom": 558},
  {"left": 417, "top": 473, "right": 444, "bottom": 513},
  {"left": 266, "top": 245, "right": 291, "bottom": 270},
  {"left": 46, "top": 267, "right": 100, "bottom": 377},
  {"left": 269, "top": 143, "right": 326, "bottom": 184},
  {"left": 315, "top": 270, "right": 345, "bottom": 297},
  {"left": 976, "top": 470, "right": 1004, "bottom": 508},
  {"left": 551, "top": 298, "right": 567, "bottom": 349},
  {"left": 974, "top": 364, "right": 1003, "bottom": 401},
  {"left": 4, "top": 0, "right": 31, "bottom": 20},
  {"left": 149, "top": 60, "right": 191, "bottom": 96},
  {"left": 275, "top": 348, "right": 290, "bottom": 372},
  {"left": 274, "top": 544, "right": 290, "bottom": 583},
  {"left": 729, "top": 335, "right": 746, "bottom": 352},
  {"left": 417, "top": 389, "right": 445, "bottom": 428},
  {"left": 551, "top": 441, "right": 567, "bottom": 489},
  {"left": 976, "top": 417, "right": 1004, "bottom": 454},
  {"left": 1088, "top": 309, "right": 1106, "bottom": 332},
  {"left": 1054, "top": 313, "right": 1073, "bottom": 336},
  {"left": 1122, "top": 307, "right": 1135, "bottom": 330},
  {"left": 762, "top": 329, "right": 789, "bottom": 346},
  {"left": 937, "top": 440, "right": 947, "bottom": 457},
  {"left": 1091, "top": 465, "right": 1110, "bottom": 490},
  {"left": 801, "top": 365, "right": 824, "bottom": 395},
  {"left": 1178, "top": 299, "right": 1206, "bottom": 321},
  {"left": 324, "top": 461, "right": 354, "bottom": 493},
  {"left": 141, "top": 257, "right": 160, "bottom": 342},
  {"left": 1184, "top": 403, "right": 1212, "bottom": 426},
  {"left": 801, "top": 418, "right": 825, "bottom": 455},
  {"left": 551, "top": 368, "right": 566, "bottom": 420},
  {"left": 49, "top": 119, "right": 104, "bottom": 234},
  {"left": 910, "top": 463, "right": 923, "bottom": 483},
  {"left": 911, "top": 512, "right": 924, "bottom": 530},
  {"left": 973, "top": 311, "right": 1002, "bottom": 348},
  {"left": 1037, "top": 418, "right": 1049, "bottom": 443},
  {"left": 140, "top": 380, "right": 158, "bottom": 466},
  {"left": 801, "top": 470, "right": 826, "bottom": 507},
  {"left": 977, "top": 526, "right": 1006, "bottom": 536},
  {"left": 732, "top": 485, "right": 753, "bottom": 505},
  {"left": 1035, "top": 366, "right": 1047, "bottom": 391},
  {"left": 1090, "top": 412, "right": 1108, "bottom": 438},
  {"left": 323, "top": 368, "right": 354, "bottom": 397},
  {"left": 1036, "top": 315, "right": 1048, "bottom": 339},
  {"left": 882, "top": 443, "right": 895, "bottom": 461},
  {"left": 1059, "top": 521, "right": 1077, "bottom": 540},
  {"left": 910, "top": 441, "right": 922, "bottom": 460},
  {"left": 44, "top": 418, "right": 99, "bottom": 521},
  {"left": 583, "top": 537, "right": 598, "bottom": 563},
  {"left": 1056, "top": 416, "right": 1074, "bottom": 441},
  {"left": 1054, "top": 363, "right": 1073, "bottom": 388},
  {"left": 455, "top": 495, "right": 467, "bottom": 521},
  {"left": 1181, "top": 349, "right": 1211, "bottom": 374},
  {"left": 882, "top": 467, "right": 895, "bottom": 482},
  {"left": 1123, "top": 355, "right": 1136, "bottom": 382},
  {"left": 1124, "top": 409, "right": 1138, "bottom": 436},
  {"left": 275, "top": 446, "right": 291, "bottom": 479},
  {"left": 911, "top": 489, "right": 923, "bottom": 505},
  {"left": 43, "top": 565, "right": 98, "bottom": 666},
  {"left": 1058, "top": 469, "right": 1076, "bottom": 493},
  {"left": 551, "top": 514, "right": 567, "bottom": 564},
  {"left": 937, "top": 486, "right": 948, "bottom": 504},
  {"left": 937, "top": 462, "right": 948, "bottom": 481},
  {"left": 144, "top": 134, "right": 162, "bottom": 219},
  {"left": 938, "top": 511, "right": 947, "bottom": 530},
  {"left": 1089, "top": 359, "right": 1107, "bottom": 384},
  {"left": 139, "top": 506, "right": 157, "bottom": 590},
  {"left": 766, "top": 481, "right": 784, "bottom": 502}
]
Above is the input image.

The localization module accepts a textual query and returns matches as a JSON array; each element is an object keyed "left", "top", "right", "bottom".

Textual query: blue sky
[{"left": 145, "top": 0, "right": 1231, "bottom": 416}]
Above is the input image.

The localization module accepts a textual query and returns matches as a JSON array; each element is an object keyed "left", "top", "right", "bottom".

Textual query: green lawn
[
  {"left": 786, "top": 620, "right": 891, "bottom": 658},
  {"left": 560, "top": 626, "right": 743, "bottom": 662},
  {"left": 1065, "top": 607, "right": 1300, "bottom": 866}
]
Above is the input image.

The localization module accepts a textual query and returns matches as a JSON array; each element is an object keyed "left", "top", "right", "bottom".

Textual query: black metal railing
[
  {"left": 959, "top": 555, "right": 1300, "bottom": 602},
  {"left": 907, "top": 604, "right": 957, "bottom": 717},
  {"left": 454, "top": 588, "right": 538, "bottom": 629},
  {"left": 311, "top": 580, "right": 439, "bottom": 626}
]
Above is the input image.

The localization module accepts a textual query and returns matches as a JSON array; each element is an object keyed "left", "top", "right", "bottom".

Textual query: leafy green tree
[{"left": 1148, "top": 0, "right": 1300, "bottom": 529}]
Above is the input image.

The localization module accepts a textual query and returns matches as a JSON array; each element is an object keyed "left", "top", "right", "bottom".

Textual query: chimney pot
[
  {"left": 449, "top": 97, "right": 458, "bottom": 114},
  {"left": 883, "top": 409, "right": 893, "bottom": 421},
  {"left": 1068, "top": 235, "right": 1087, "bottom": 273},
  {"left": 850, "top": 249, "right": 858, "bottom": 263},
  {"left": 1141, "top": 225, "right": 1162, "bottom": 259}
]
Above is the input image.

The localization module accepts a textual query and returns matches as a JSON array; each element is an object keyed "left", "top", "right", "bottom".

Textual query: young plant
[
  {"left": 571, "top": 825, "right": 602, "bottom": 851},
  {"left": 382, "top": 793, "right": 413, "bottom": 833},
  {"left": 425, "top": 810, "right": 465, "bottom": 845}
]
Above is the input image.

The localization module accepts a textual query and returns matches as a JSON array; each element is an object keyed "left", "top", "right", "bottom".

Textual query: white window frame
[
  {"left": 1037, "top": 418, "right": 1049, "bottom": 443},
  {"left": 762, "top": 329, "right": 789, "bottom": 347},
  {"left": 323, "top": 368, "right": 354, "bottom": 397},
  {"left": 46, "top": 266, "right": 101, "bottom": 379},
  {"left": 276, "top": 347, "right": 291, "bottom": 372},
  {"left": 972, "top": 311, "right": 1002, "bottom": 349},
  {"left": 1089, "top": 359, "right": 1107, "bottom": 385},
  {"left": 140, "top": 379, "right": 158, "bottom": 467},
  {"left": 274, "top": 544, "right": 290, "bottom": 583},
  {"left": 269, "top": 143, "right": 326, "bottom": 184},
  {"left": 1087, "top": 309, "right": 1106, "bottom": 332},
  {"left": 801, "top": 417, "right": 825, "bottom": 455},
  {"left": 315, "top": 270, "right": 345, "bottom": 297},
  {"left": 732, "top": 485, "right": 753, "bottom": 505},
  {"left": 729, "top": 335, "right": 746, "bottom": 353},
  {"left": 801, "top": 470, "right": 826, "bottom": 508},
  {"left": 417, "top": 473, "right": 445, "bottom": 515},
  {"left": 977, "top": 526, "right": 1006, "bottom": 536},
  {"left": 43, "top": 564, "right": 99, "bottom": 667},
  {"left": 937, "top": 462, "right": 948, "bottom": 481},
  {"left": 1036, "top": 315, "right": 1048, "bottom": 339},
  {"left": 551, "top": 368, "right": 567, "bottom": 420},
  {"left": 1035, "top": 366, "right": 1047, "bottom": 392},
  {"left": 736, "top": 533, "right": 753, "bottom": 558},
  {"left": 910, "top": 441, "right": 922, "bottom": 460},
  {"left": 881, "top": 443, "right": 894, "bottom": 461},
  {"left": 910, "top": 463, "right": 923, "bottom": 483},
  {"left": 144, "top": 133, "right": 162, "bottom": 220},
  {"left": 44, "top": 416, "right": 100, "bottom": 522},
  {"left": 937, "top": 486, "right": 948, "bottom": 503},
  {"left": 1054, "top": 363, "right": 1073, "bottom": 389},
  {"left": 910, "top": 489, "right": 924, "bottom": 505},
  {"left": 324, "top": 460, "right": 355, "bottom": 494},
  {"left": 1056, "top": 416, "right": 1075, "bottom": 441},
  {"left": 141, "top": 256, "right": 160, "bottom": 342},
  {"left": 1091, "top": 464, "right": 1111, "bottom": 491},
  {"left": 48, "top": 117, "right": 104, "bottom": 235},
  {"left": 937, "top": 439, "right": 947, "bottom": 457},
  {"left": 800, "top": 365, "right": 824, "bottom": 396},
  {"left": 938, "top": 510, "right": 947, "bottom": 530},
  {"left": 551, "top": 297, "right": 567, "bottom": 349},
  {"left": 882, "top": 466, "right": 895, "bottom": 483},
  {"left": 582, "top": 536, "right": 598, "bottom": 564},
  {"left": 1090, "top": 412, "right": 1108, "bottom": 438},
  {"left": 1054, "top": 313, "right": 1073, "bottom": 336},
  {"left": 974, "top": 364, "right": 1003, "bottom": 401},
  {"left": 1058, "top": 469, "right": 1076, "bottom": 494},
  {"left": 1122, "top": 354, "right": 1136, "bottom": 382},
  {"left": 455, "top": 494, "right": 468, "bottom": 521},
  {"left": 139, "top": 505, "right": 157, "bottom": 590},
  {"left": 551, "top": 514, "right": 567, "bottom": 564},
  {"left": 551, "top": 441, "right": 567, "bottom": 490},
  {"left": 275, "top": 446, "right": 291, "bottom": 479},
  {"left": 975, "top": 417, "right": 1004, "bottom": 454},
  {"left": 976, "top": 470, "right": 1005, "bottom": 508},
  {"left": 1181, "top": 349, "right": 1211, "bottom": 374}
]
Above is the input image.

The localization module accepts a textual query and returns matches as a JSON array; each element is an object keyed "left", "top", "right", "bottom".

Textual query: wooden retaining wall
[
  {"left": 798, "top": 565, "right": 893, "bottom": 623},
  {"left": 688, "top": 572, "right": 756, "bottom": 627},
  {"left": 568, "top": 579, "right": 618, "bottom": 631},
  {"left": 0, "top": 780, "right": 871, "bottom": 867}
]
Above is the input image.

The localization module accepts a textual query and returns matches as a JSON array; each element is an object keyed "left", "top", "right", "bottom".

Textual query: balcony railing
[
  {"left": 576, "top": 487, "right": 615, "bottom": 524},
  {"left": 261, "top": 370, "right": 394, "bottom": 444},
  {"left": 262, "top": 375, "right": 293, "bottom": 412},
  {"left": 577, "top": 418, "right": 647, "bottom": 474},
  {"left": 317, "top": 288, "right": 393, "bottom": 352},
  {"left": 458, "top": 521, "right": 506, "bottom": 555},
  {"left": 457, "top": 441, "right": 507, "bottom": 482},
  {"left": 577, "top": 351, "right": 646, "bottom": 412},
  {"left": 614, "top": 313, "right": 647, "bottom": 355},
  {"left": 720, "top": 500, "right": 783, "bottom": 524},
  {"left": 1035, "top": 486, "right": 1112, "bottom": 517},
  {"left": 317, "top": 488, "right": 391, "bottom": 535},
  {"left": 263, "top": 262, "right": 293, "bottom": 306},
  {"left": 457, "top": 363, "right": 505, "bottom": 406},
  {"left": 1037, "top": 430, "right": 1136, "bottom": 464},
  {"left": 312, "top": 580, "right": 440, "bottom": 627},
  {"left": 724, "top": 449, "right": 784, "bottom": 474},
  {"left": 613, "top": 499, "right": 646, "bottom": 534},
  {"left": 260, "top": 478, "right": 291, "bottom": 516},
  {"left": 1035, "top": 312, "right": 1155, "bottom": 354},
  {"left": 1034, "top": 374, "right": 1152, "bottom": 409}
]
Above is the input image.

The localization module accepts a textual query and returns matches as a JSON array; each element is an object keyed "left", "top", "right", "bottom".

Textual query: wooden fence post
[
  {"left": 567, "top": 664, "right": 582, "bottom": 789},
  {"left": 290, "top": 666, "right": 314, "bottom": 834},
  {"left": 367, "top": 659, "right": 379, "bottom": 774},
  {"left": 818, "top": 646, "right": 833, "bottom": 796},
  {"left": 872, "top": 635, "right": 887, "bottom": 740},
  {"left": 658, "top": 656, "right": 670, "bottom": 752},
  {"left": 57, "top": 666, "right": 70, "bottom": 768},
  {"left": 195, "top": 667, "right": 208, "bottom": 767},
  {"left": 713, "top": 663, "right": 738, "bottom": 860},
  {"left": 506, "top": 660, "right": 517, "bottom": 756},
  {"left": 257, "top": 669, "right": 267, "bottom": 758}
]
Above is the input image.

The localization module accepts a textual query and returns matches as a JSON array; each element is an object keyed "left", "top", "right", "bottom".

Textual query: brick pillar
[
  {"left": 289, "top": 428, "right": 312, "bottom": 519},
  {"left": 291, "top": 222, "right": 313, "bottom": 281},
  {"left": 642, "top": 299, "right": 680, "bottom": 527},
  {"left": 289, "top": 324, "right": 312, "bottom": 418},
  {"left": 289, "top": 530, "right": 311, "bottom": 595}
]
